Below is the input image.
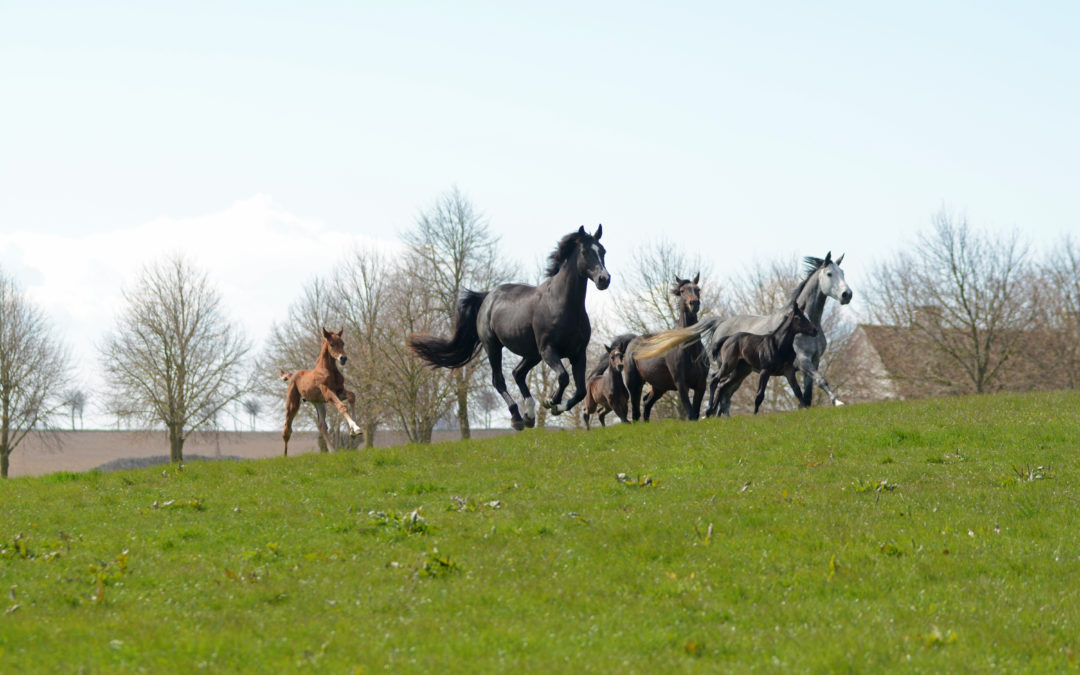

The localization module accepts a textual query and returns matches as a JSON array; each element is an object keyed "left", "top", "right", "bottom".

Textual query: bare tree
[
  {"left": 241, "top": 398, "right": 261, "bottom": 431},
  {"left": 865, "top": 210, "right": 1038, "bottom": 395},
  {"left": 377, "top": 263, "right": 456, "bottom": 443},
  {"left": 402, "top": 186, "right": 511, "bottom": 439},
  {"left": 98, "top": 255, "right": 254, "bottom": 463},
  {"left": 329, "top": 247, "right": 394, "bottom": 447},
  {"left": 0, "top": 268, "right": 72, "bottom": 478},
  {"left": 611, "top": 238, "right": 725, "bottom": 336},
  {"left": 64, "top": 388, "right": 88, "bottom": 430},
  {"left": 1037, "top": 234, "right": 1080, "bottom": 389}
]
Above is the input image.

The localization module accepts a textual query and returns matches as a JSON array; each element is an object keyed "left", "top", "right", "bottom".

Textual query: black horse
[
  {"left": 407, "top": 225, "right": 610, "bottom": 430},
  {"left": 706, "top": 302, "right": 818, "bottom": 416},
  {"left": 623, "top": 274, "right": 708, "bottom": 421}
]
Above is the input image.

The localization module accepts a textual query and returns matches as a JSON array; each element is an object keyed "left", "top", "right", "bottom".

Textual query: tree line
[{"left": 2, "top": 198, "right": 1078, "bottom": 477}]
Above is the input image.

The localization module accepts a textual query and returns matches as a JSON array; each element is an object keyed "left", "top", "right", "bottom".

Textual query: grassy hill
[{"left": 2, "top": 391, "right": 1079, "bottom": 672}]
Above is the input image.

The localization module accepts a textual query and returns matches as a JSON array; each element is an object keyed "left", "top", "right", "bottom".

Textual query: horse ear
[
  {"left": 824, "top": 251, "right": 832, "bottom": 264},
  {"left": 594, "top": 224, "right": 602, "bottom": 241},
  {"left": 604, "top": 344, "right": 611, "bottom": 352},
  {"left": 835, "top": 253, "right": 845, "bottom": 265},
  {"left": 693, "top": 272, "right": 700, "bottom": 285},
  {"left": 337, "top": 325, "right": 344, "bottom": 336},
  {"left": 321, "top": 327, "right": 332, "bottom": 340},
  {"left": 578, "top": 225, "right": 587, "bottom": 236}
]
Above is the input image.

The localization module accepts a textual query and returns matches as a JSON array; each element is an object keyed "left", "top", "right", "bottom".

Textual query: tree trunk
[
  {"left": 455, "top": 370, "right": 471, "bottom": 440},
  {"left": 364, "top": 419, "right": 377, "bottom": 448},
  {"left": 1, "top": 447, "right": 9, "bottom": 478},
  {"left": 420, "top": 421, "right": 434, "bottom": 444},
  {"left": 168, "top": 425, "right": 184, "bottom": 463}
]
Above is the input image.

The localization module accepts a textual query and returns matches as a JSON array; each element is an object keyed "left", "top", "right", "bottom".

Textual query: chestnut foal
[
  {"left": 279, "top": 327, "right": 363, "bottom": 455},
  {"left": 583, "top": 337, "right": 632, "bottom": 429}
]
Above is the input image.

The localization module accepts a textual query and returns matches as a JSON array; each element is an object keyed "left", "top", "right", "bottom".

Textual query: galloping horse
[
  {"left": 407, "top": 226, "right": 610, "bottom": 430},
  {"left": 707, "top": 302, "right": 818, "bottom": 415},
  {"left": 583, "top": 335, "right": 634, "bottom": 430},
  {"left": 623, "top": 274, "right": 708, "bottom": 421},
  {"left": 635, "top": 253, "right": 852, "bottom": 415},
  {"left": 279, "top": 327, "right": 363, "bottom": 456}
]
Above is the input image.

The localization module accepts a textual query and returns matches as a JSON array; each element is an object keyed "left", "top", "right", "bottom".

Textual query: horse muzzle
[
  {"left": 338, "top": 356, "right": 348, "bottom": 366},
  {"left": 593, "top": 272, "right": 611, "bottom": 290},
  {"left": 840, "top": 290, "right": 853, "bottom": 305}
]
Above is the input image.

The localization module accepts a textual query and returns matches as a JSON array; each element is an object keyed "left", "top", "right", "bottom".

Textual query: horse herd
[{"left": 279, "top": 226, "right": 853, "bottom": 454}]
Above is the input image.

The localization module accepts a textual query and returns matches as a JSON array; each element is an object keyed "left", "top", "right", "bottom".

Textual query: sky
[{"left": 2, "top": 1, "right": 1079, "bottom": 429}]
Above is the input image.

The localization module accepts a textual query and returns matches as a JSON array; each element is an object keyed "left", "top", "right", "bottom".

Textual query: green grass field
[{"left": 3, "top": 391, "right": 1079, "bottom": 672}]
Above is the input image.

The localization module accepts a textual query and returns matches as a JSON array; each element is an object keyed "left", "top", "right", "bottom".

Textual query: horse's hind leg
[
  {"left": 314, "top": 402, "right": 334, "bottom": 452},
  {"left": 512, "top": 354, "right": 542, "bottom": 428},
  {"left": 282, "top": 383, "right": 301, "bottom": 456},
  {"left": 488, "top": 343, "right": 525, "bottom": 430}
]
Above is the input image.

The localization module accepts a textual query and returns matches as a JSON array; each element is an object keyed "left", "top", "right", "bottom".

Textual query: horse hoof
[
  {"left": 511, "top": 418, "right": 526, "bottom": 431},
  {"left": 835, "top": 400, "right": 845, "bottom": 407},
  {"left": 524, "top": 415, "right": 536, "bottom": 429}
]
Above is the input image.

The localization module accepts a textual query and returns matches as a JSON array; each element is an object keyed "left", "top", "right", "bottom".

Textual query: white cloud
[{"left": 0, "top": 196, "right": 400, "bottom": 428}]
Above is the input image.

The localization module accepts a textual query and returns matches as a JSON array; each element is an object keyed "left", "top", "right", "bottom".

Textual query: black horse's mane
[
  {"left": 788, "top": 256, "right": 826, "bottom": 304},
  {"left": 545, "top": 230, "right": 594, "bottom": 278}
]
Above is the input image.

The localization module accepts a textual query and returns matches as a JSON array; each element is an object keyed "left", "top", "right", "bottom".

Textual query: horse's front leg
[
  {"left": 320, "top": 386, "right": 364, "bottom": 438},
  {"left": 512, "top": 354, "right": 542, "bottom": 428},
  {"left": 795, "top": 354, "right": 843, "bottom": 407},
  {"left": 540, "top": 346, "right": 571, "bottom": 413},
  {"left": 560, "top": 351, "right": 589, "bottom": 413},
  {"left": 783, "top": 365, "right": 805, "bottom": 406},
  {"left": 753, "top": 371, "right": 772, "bottom": 414}
]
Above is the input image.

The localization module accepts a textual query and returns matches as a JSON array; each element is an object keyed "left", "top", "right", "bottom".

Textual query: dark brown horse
[
  {"left": 706, "top": 302, "right": 818, "bottom": 416},
  {"left": 623, "top": 274, "right": 708, "bottom": 421},
  {"left": 279, "top": 327, "right": 363, "bottom": 456},
  {"left": 407, "top": 226, "right": 610, "bottom": 430},
  {"left": 582, "top": 336, "right": 633, "bottom": 429}
]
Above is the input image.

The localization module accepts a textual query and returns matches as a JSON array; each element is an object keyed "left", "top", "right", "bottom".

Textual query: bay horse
[
  {"left": 707, "top": 302, "right": 818, "bottom": 415},
  {"left": 635, "top": 253, "right": 852, "bottom": 415},
  {"left": 583, "top": 335, "right": 634, "bottom": 429},
  {"left": 279, "top": 327, "right": 363, "bottom": 456},
  {"left": 407, "top": 225, "right": 610, "bottom": 430},
  {"left": 622, "top": 274, "right": 708, "bottom": 421}
]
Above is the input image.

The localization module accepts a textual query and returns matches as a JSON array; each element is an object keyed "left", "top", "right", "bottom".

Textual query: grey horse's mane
[{"left": 787, "top": 256, "right": 826, "bottom": 304}]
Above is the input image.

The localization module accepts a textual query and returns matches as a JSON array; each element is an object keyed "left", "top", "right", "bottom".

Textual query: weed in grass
[
  {"left": 366, "top": 508, "right": 430, "bottom": 535},
  {"left": 919, "top": 626, "right": 958, "bottom": 647},
  {"left": 417, "top": 548, "right": 459, "bottom": 578},
  {"left": 616, "top": 472, "right": 653, "bottom": 487},
  {"left": 1011, "top": 464, "right": 1051, "bottom": 482}
]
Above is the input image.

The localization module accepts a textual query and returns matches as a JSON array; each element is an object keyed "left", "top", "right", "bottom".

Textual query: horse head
[
  {"left": 321, "top": 326, "right": 349, "bottom": 367},
  {"left": 575, "top": 224, "right": 610, "bottom": 290},
  {"left": 783, "top": 302, "right": 819, "bottom": 338},
  {"left": 817, "top": 252, "right": 852, "bottom": 305},
  {"left": 606, "top": 343, "right": 626, "bottom": 373},
  {"left": 672, "top": 273, "right": 701, "bottom": 317}
]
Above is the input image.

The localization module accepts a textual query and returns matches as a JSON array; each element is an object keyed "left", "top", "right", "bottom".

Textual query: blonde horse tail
[{"left": 633, "top": 317, "right": 717, "bottom": 360}]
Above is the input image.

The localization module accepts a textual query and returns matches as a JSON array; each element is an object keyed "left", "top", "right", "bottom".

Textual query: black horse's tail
[{"left": 407, "top": 290, "right": 488, "bottom": 369}]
